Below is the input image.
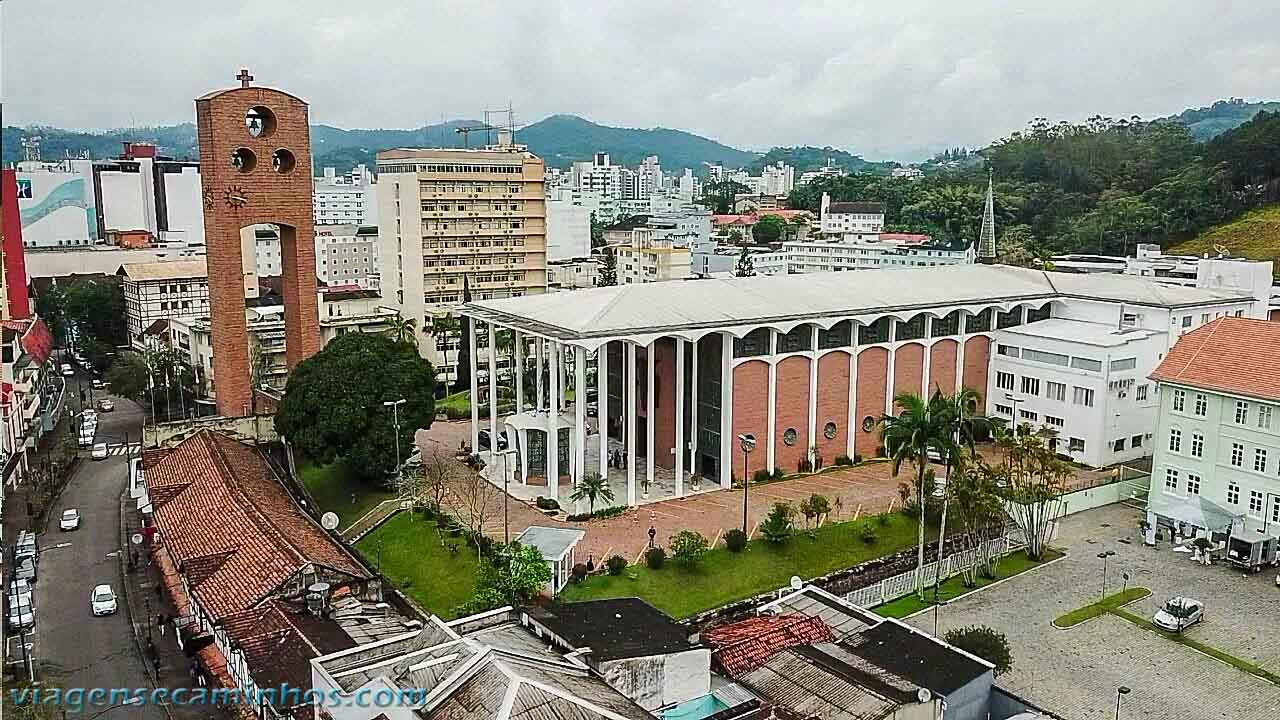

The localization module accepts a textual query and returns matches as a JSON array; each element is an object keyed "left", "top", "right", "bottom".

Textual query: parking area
[{"left": 911, "top": 503, "right": 1280, "bottom": 720}]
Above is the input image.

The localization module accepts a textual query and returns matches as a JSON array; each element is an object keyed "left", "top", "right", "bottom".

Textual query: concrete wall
[
  {"left": 815, "top": 351, "right": 851, "bottom": 462},
  {"left": 732, "top": 360, "right": 769, "bottom": 478},
  {"left": 962, "top": 336, "right": 991, "bottom": 403},
  {"left": 774, "top": 355, "right": 810, "bottom": 474},
  {"left": 1059, "top": 476, "right": 1149, "bottom": 517},
  {"left": 147, "top": 414, "right": 277, "bottom": 449},
  {"left": 598, "top": 648, "right": 711, "bottom": 712},
  {"left": 854, "top": 347, "right": 888, "bottom": 458}
]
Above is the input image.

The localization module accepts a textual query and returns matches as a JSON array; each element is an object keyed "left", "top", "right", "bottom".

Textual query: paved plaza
[{"left": 909, "top": 503, "right": 1280, "bottom": 720}]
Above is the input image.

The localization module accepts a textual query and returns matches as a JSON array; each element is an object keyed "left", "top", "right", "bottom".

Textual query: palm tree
[
  {"left": 387, "top": 313, "right": 417, "bottom": 345},
  {"left": 570, "top": 471, "right": 614, "bottom": 516},
  {"left": 881, "top": 391, "right": 950, "bottom": 598},
  {"left": 431, "top": 314, "right": 460, "bottom": 385},
  {"left": 931, "top": 387, "right": 991, "bottom": 601}
]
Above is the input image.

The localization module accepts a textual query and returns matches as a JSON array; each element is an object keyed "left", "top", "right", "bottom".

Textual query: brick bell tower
[{"left": 196, "top": 69, "right": 320, "bottom": 416}]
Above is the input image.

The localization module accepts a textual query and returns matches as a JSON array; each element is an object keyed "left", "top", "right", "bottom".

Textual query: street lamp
[
  {"left": 1097, "top": 550, "right": 1117, "bottom": 599},
  {"left": 1114, "top": 685, "right": 1131, "bottom": 719},
  {"left": 738, "top": 434, "right": 756, "bottom": 535},
  {"left": 1004, "top": 392, "right": 1022, "bottom": 436},
  {"left": 383, "top": 398, "right": 407, "bottom": 486}
]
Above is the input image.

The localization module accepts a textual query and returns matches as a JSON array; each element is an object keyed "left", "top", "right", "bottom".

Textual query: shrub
[
  {"left": 534, "top": 496, "right": 560, "bottom": 511},
  {"left": 758, "top": 502, "right": 795, "bottom": 544},
  {"left": 852, "top": 453, "right": 862, "bottom": 464},
  {"left": 752, "top": 468, "right": 773, "bottom": 484},
  {"left": 772, "top": 467, "right": 786, "bottom": 482},
  {"left": 876, "top": 512, "right": 890, "bottom": 527},
  {"left": 724, "top": 528, "right": 748, "bottom": 552},
  {"left": 565, "top": 505, "right": 629, "bottom": 522},
  {"left": 670, "top": 530, "right": 710, "bottom": 567},
  {"left": 570, "top": 563, "right": 589, "bottom": 583},
  {"left": 645, "top": 546, "right": 667, "bottom": 569},
  {"left": 834, "top": 454, "right": 854, "bottom": 467},
  {"left": 944, "top": 625, "right": 1013, "bottom": 676},
  {"left": 860, "top": 527, "right": 876, "bottom": 545},
  {"left": 605, "top": 554, "right": 628, "bottom": 575},
  {"left": 444, "top": 405, "right": 469, "bottom": 420},
  {"left": 797, "top": 458, "right": 813, "bottom": 473},
  {"left": 799, "top": 494, "right": 831, "bottom": 529}
]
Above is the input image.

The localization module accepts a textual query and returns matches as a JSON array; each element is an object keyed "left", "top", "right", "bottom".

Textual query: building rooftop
[
  {"left": 462, "top": 264, "right": 1253, "bottom": 343},
  {"left": 1150, "top": 316, "right": 1280, "bottom": 402},
  {"left": 998, "top": 318, "right": 1163, "bottom": 347},
  {"left": 528, "top": 598, "right": 696, "bottom": 662},
  {"left": 840, "top": 621, "right": 992, "bottom": 697},
  {"left": 514, "top": 526, "right": 585, "bottom": 561},
  {"left": 26, "top": 249, "right": 170, "bottom": 279},
  {"left": 827, "top": 201, "right": 885, "bottom": 215},
  {"left": 118, "top": 258, "right": 207, "bottom": 282}
]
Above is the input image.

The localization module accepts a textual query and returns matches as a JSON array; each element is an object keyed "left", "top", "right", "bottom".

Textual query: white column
[
  {"left": 766, "top": 330, "right": 777, "bottom": 474},
  {"left": 690, "top": 338, "right": 699, "bottom": 473},
  {"left": 575, "top": 348, "right": 586, "bottom": 504},
  {"left": 535, "top": 339, "right": 544, "bottom": 411},
  {"left": 560, "top": 345, "right": 570, "bottom": 412},
  {"left": 468, "top": 317, "right": 479, "bottom": 453},
  {"left": 885, "top": 320, "right": 897, "bottom": 416},
  {"left": 598, "top": 342, "right": 609, "bottom": 482},
  {"left": 675, "top": 339, "right": 685, "bottom": 498},
  {"left": 921, "top": 339, "right": 932, "bottom": 397},
  {"left": 646, "top": 340, "right": 656, "bottom": 497},
  {"left": 514, "top": 330, "right": 524, "bottom": 415},
  {"left": 626, "top": 342, "right": 637, "bottom": 505},
  {"left": 519, "top": 428, "right": 529, "bottom": 484},
  {"left": 720, "top": 332, "right": 733, "bottom": 489},
  {"left": 487, "top": 324, "right": 498, "bottom": 453},
  {"left": 807, "top": 326, "right": 818, "bottom": 463},
  {"left": 547, "top": 340, "right": 560, "bottom": 497},
  {"left": 847, "top": 344, "right": 859, "bottom": 459},
  {"left": 956, "top": 314, "right": 967, "bottom": 394}
]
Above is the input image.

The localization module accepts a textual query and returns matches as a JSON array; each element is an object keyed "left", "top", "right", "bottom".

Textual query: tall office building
[{"left": 376, "top": 135, "right": 547, "bottom": 367}]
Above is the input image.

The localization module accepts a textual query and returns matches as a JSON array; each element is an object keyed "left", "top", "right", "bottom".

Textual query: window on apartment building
[
  {"left": 1070, "top": 357, "right": 1102, "bottom": 372},
  {"left": 1236, "top": 401, "right": 1249, "bottom": 425},
  {"left": 1172, "top": 389, "right": 1186, "bottom": 412},
  {"left": 1024, "top": 349, "right": 1069, "bottom": 367},
  {"left": 1046, "top": 381, "right": 1066, "bottom": 402},
  {"left": 1109, "top": 358, "right": 1137, "bottom": 372},
  {"left": 1068, "top": 438, "right": 1085, "bottom": 453},
  {"left": 1226, "top": 482, "right": 1240, "bottom": 505},
  {"left": 1182, "top": 316, "right": 1193, "bottom": 328},
  {"left": 1256, "top": 448, "right": 1268, "bottom": 473},
  {"left": 1072, "top": 387, "right": 1094, "bottom": 407},
  {"left": 997, "top": 344, "right": 1020, "bottom": 358},
  {"left": 995, "top": 404, "right": 1014, "bottom": 416},
  {"left": 1046, "top": 415, "right": 1065, "bottom": 428},
  {"left": 1113, "top": 438, "right": 1126, "bottom": 452},
  {"left": 1021, "top": 377, "right": 1040, "bottom": 396},
  {"left": 1164, "top": 468, "right": 1179, "bottom": 491},
  {"left": 1168, "top": 428, "right": 1182, "bottom": 453},
  {"left": 1231, "top": 442, "right": 1245, "bottom": 467},
  {"left": 1135, "top": 384, "right": 1149, "bottom": 401},
  {"left": 1186, "top": 474, "right": 1201, "bottom": 495},
  {"left": 996, "top": 372, "right": 1015, "bottom": 391},
  {"left": 1249, "top": 490, "right": 1264, "bottom": 515},
  {"left": 1259, "top": 405, "right": 1274, "bottom": 430},
  {"left": 1131, "top": 434, "right": 1143, "bottom": 448},
  {"left": 1020, "top": 409, "right": 1038, "bottom": 423},
  {"left": 1272, "top": 496, "right": 1280, "bottom": 523},
  {"left": 1190, "top": 432, "right": 1203, "bottom": 458}
]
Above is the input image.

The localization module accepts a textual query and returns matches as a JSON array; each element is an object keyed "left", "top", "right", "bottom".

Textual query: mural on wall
[{"left": 18, "top": 176, "right": 98, "bottom": 242}]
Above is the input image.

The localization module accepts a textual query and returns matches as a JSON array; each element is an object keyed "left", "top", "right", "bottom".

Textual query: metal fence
[{"left": 845, "top": 533, "right": 1023, "bottom": 609}]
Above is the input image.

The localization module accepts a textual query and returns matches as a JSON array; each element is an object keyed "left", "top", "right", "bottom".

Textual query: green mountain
[
  {"left": 747, "top": 146, "right": 893, "bottom": 175},
  {"left": 1168, "top": 98, "right": 1280, "bottom": 140},
  {"left": 516, "top": 114, "right": 757, "bottom": 171},
  {"left": 1, "top": 123, "right": 198, "bottom": 164}
]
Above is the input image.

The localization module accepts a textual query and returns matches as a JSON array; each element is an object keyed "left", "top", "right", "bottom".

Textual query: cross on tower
[{"left": 236, "top": 69, "right": 253, "bottom": 88}]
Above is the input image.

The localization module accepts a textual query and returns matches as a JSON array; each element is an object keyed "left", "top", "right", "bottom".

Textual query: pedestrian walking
[
  {"left": 158, "top": 612, "right": 168, "bottom": 636},
  {"left": 152, "top": 654, "right": 161, "bottom": 676}
]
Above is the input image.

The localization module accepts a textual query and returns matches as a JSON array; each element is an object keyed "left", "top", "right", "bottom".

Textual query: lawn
[
  {"left": 439, "top": 391, "right": 471, "bottom": 415},
  {"left": 560, "top": 514, "right": 929, "bottom": 619},
  {"left": 874, "top": 548, "right": 1064, "bottom": 619},
  {"left": 1053, "top": 587, "right": 1151, "bottom": 628},
  {"left": 356, "top": 512, "right": 480, "bottom": 619},
  {"left": 298, "top": 460, "right": 395, "bottom": 529}
]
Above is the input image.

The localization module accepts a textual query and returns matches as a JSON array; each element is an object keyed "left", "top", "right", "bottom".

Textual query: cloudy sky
[{"left": 4, "top": 0, "right": 1277, "bottom": 160}]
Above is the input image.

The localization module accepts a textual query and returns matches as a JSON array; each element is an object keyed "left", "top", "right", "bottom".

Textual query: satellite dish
[
  {"left": 789, "top": 575, "right": 804, "bottom": 590},
  {"left": 1212, "top": 243, "right": 1229, "bottom": 257},
  {"left": 917, "top": 688, "right": 932, "bottom": 704},
  {"left": 320, "top": 512, "right": 340, "bottom": 531}
]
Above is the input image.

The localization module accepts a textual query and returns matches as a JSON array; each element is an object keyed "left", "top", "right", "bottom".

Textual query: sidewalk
[{"left": 120, "top": 495, "right": 231, "bottom": 720}]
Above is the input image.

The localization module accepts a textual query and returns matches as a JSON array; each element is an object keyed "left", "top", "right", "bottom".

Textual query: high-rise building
[
  {"left": 313, "top": 164, "right": 378, "bottom": 226},
  {"left": 376, "top": 137, "right": 547, "bottom": 364}
]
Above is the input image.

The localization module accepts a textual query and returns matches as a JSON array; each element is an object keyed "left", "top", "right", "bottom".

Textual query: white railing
[{"left": 845, "top": 533, "right": 1023, "bottom": 609}]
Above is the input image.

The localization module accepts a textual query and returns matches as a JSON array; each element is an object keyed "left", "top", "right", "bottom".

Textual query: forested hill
[
  {"left": 1168, "top": 98, "right": 1280, "bottom": 141},
  {"left": 747, "top": 146, "right": 894, "bottom": 175},
  {"left": 788, "top": 111, "right": 1280, "bottom": 260}
]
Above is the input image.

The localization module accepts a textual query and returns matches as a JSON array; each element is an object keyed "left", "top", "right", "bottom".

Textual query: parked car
[
  {"left": 91, "top": 378, "right": 106, "bottom": 390},
  {"left": 60, "top": 508, "right": 81, "bottom": 531},
  {"left": 7, "top": 593, "right": 34, "bottom": 629},
  {"left": 13, "top": 557, "right": 37, "bottom": 583},
  {"left": 8, "top": 579, "right": 32, "bottom": 604},
  {"left": 90, "top": 585, "right": 117, "bottom": 616},
  {"left": 82, "top": 409, "right": 97, "bottom": 422},
  {"left": 478, "top": 429, "right": 509, "bottom": 451},
  {"left": 91, "top": 443, "right": 109, "bottom": 460},
  {"left": 97, "top": 399, "right": 114, "bottom": 413},
  {"left": 1153, "top": 597, "right": 1203, "bottom": 632},
  {"left": 60, "top": 363, "right": 74, "bottom": 377}
]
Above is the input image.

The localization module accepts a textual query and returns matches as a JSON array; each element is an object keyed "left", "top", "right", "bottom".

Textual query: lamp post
[
  {"left": 1114, "top": 685, "right": 1131, "bottom": 719},
  {"left": 1003, "top": 392, "right": 1022, "bottom": 435},
  {"left": 738, "top": 434, "right": 756, "bottom": 535},
  {"left": 1097, "top": 550, "right": 1116, "bottom": 599},
  {"left": 383, "top": 398, "right": 407, "bottom": 486}
]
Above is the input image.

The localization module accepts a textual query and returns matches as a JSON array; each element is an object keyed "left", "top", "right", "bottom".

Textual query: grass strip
[
  {"left": 1052, "top": 587, "right": 1151, "bottom": 628},
  {"left": 1109, "top": 607, "right": 1280, "bottom": 687}
]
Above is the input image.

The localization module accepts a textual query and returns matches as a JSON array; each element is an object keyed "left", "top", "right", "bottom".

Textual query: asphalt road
[{"left": 28, "top": 388, "right": 163, "bottom": 718}]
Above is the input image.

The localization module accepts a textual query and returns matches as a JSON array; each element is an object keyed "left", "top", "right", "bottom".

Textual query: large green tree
[
  {"left": 275, "top": 333, "right": 436, "bottom": 482},
  {"left": 752, "top": 214, "right": 788, "bottom": 244},
  {"left": 63, "top": 277, "right": 126, "bottom": 347}
]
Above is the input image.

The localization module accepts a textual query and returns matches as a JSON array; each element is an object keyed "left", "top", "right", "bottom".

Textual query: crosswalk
[{"left": 85, "top": 442, "right": 142, "bottom": 457}]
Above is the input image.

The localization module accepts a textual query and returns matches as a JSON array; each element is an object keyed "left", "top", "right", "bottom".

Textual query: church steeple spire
[{"left": 977, "top": 170, "right": 997, "bottom": 262}]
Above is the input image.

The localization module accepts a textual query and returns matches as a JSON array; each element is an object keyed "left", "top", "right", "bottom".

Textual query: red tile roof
[
  {"left": 143, "top": 430, "right": 368, "bottom": 621},
  {"left": 704, "top": 614, "right": 835, "bottom": 678},
  {"left": 1150, "top": 317, "right": 1280, "bottom": 402}
]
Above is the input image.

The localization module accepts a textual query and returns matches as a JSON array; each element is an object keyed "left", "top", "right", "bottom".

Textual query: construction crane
[{"left": 453, "top": 124, "right": 506, "bottom": 148}]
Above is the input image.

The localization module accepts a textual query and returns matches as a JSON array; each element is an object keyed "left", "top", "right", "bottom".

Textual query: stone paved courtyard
[{"left": 908, "top": 503, "right": 1280, "bottom": 720}]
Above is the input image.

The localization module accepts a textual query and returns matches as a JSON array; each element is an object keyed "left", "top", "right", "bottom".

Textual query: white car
[
  {"left": 60, "top": 363, "right": 74, "bottom": 377},
  {"left": 7, "top": 593, "right": 34, "bottom": 629},
  {"left": 91, "top": 378, "right": 105, "bottom": 390},
  {"left": 90, "top": 585, "right": 117, "bottom": 616},
  {"left": 60, "top": 508, "right": 81, "bottom": 531},
  {"left": 82, "top": 409, "right": 97, "bottom": 422},
  {"left": 1153, "top": 596, "right": 1203, "bottom": 632},
  {"left": 91, "top": 443, "right": 109, "bottom": 460}
]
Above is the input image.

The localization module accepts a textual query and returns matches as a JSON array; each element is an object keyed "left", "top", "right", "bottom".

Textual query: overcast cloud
[{"left": 3, "top": 0, "right": 1278, "bottom": 160}]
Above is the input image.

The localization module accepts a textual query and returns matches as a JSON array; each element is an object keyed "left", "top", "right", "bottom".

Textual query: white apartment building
[
  {"left": 1146, "top": 317, "right": 1280, "bottom": 568},
  {"left": 571, "top": 153, "right": 623, "bottom": 200},
  {"left": 819, "top": 194, "right": 884, "bottom": 238},
  {"left": 892, "top": 166, "right": 924, "bottom": 181},
  {"left": 546, "top": 191, "right": 592, "bottom": 261},
  {"left": 118, "top": 259, "right": 210, "bottom": 345},
  {"left": 548, "top": 257, "right": 600, "bottom": 290},
  {"left": 313, "top": 165, "right": 378, "bottom": 226},
  {"left": 797, "top": 161, "right": 845, "bottom": 186},
  {"left": 755, "top": 234, "right": 976, "bottom": 276},
  {"left": 761, "top": 161, "right": 795, "bottom": 196},
  {"left": 251, "top": 224, "right": 381, "bottom": 290}
]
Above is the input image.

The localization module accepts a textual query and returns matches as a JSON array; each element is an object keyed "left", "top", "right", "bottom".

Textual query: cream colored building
[
  {"left": 605, "top": 218, "right": 692, "bottom": 285},
  {"left": 376, "top": 139, "right": 547, "bottom": 366}
]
